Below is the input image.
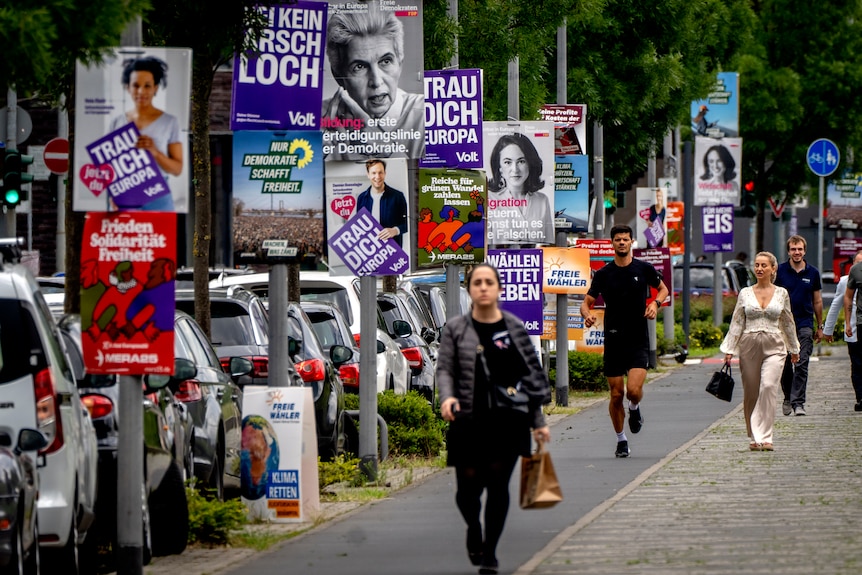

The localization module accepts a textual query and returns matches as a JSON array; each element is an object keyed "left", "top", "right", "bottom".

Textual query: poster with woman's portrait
[
  {"left": 694, "top": 137, "right": 742, "bottom": 206},
  {"left": 636, "top": 187, "right": 668, "bottom": 249},
  {"left": 324, "top": 158, "right": 410, "bottom": 276},
  {"left": 311, "top": 0, "right": 425, "bottom": 161},
  {"left": 482, "top": 122, "right": 555, "bottom": 246},
  {"left": 73, "top": 47, "right": 192, "bottom": 213}
]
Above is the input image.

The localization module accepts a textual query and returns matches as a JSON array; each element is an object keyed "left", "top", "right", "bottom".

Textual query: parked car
[
  {"left": 0, "top": 428, "right": 48, "bottom": 575},
  {"left": 672, "top": 261, "right": 755, "bottom": 297},
  {"left": 287, "top": 302, "right": 350, "bottom": 460},
  {"left": 377, "top": 292, "right": 437, "bottom": 403},
  {"left": 168, "top": 310, "right": 251, "bottom": 500},
  {"left": 0, "top": 254, "right": 99, "bottom": 574},
  {"left": 57, "top": 314, "right": 191, "bottom": 565},
  {"left": 175, "top": 287, "right": 274, "bottom": 387},
  {"left": 399, "top": 272, "right": 472, "bottom": 329}
]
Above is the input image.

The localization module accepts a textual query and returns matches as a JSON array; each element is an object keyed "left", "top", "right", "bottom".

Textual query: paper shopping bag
[{"left": 519, "top": 443, "right": 563, "bottom": 509}]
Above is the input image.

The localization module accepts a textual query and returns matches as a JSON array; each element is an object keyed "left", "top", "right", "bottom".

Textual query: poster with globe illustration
[{"left": 241, "top": 386, "right": 319, "bottom": 522}]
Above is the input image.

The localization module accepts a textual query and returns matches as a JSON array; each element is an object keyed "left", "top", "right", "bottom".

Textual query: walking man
[
  {"left": 580, "top": 224, "right": 669, "bottom": 457},
  {"left": 825, "top": 250, "right": 862, "bottom": 411},
  {"left": 775, "top": 235, "right": 823, "bottom": 416}
]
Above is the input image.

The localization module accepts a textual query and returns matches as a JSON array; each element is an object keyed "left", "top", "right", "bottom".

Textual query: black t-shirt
[
  {"left": 587, "top": 258, "right": 661, "bottom": 345},
  {"left": 472, "top": 318, "right": 526, "bottom": 412}
]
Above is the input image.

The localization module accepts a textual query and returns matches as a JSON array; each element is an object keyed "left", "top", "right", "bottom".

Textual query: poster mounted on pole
[
  {"left": 420, "top": 69, "right": 483, "bottom": 168},
  {"left": 694, "top": 136, "right": 742, "bottom": 207}
]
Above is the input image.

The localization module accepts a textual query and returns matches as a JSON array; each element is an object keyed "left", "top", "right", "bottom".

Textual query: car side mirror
[
  {"left": 288, "top": 336, "right": 300, "bottom": 356},
  {"left": 145, "top": 358, "right": 197, "bottom": 393},
  {"left": 330, "top": 344, "right": 353, "bottom": 367},
  {"left": 421, "top": 326, "right": 436, "bottom": 344},
  {"left": 376, "top": 339, "right": 386, "bottom": 354},
  {"left": 392, "top": 319, "right": 412, "bottom": 337},
  {"left": 229, "top": 356, "right": 254, "bottom": 379},
  {"left": 0, "top": 431, "right": 11, "bottom": 448},
  {"left": 16, "top": 428, "right": 48, "bottom": 453}
]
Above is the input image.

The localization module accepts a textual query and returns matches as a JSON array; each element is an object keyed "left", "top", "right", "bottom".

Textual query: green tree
[
  {"left": 144, "top": 0, "right": 267, "bottom": 337},
  {"left": 735, "top": 0, "right": 862, "bottom": 252}
]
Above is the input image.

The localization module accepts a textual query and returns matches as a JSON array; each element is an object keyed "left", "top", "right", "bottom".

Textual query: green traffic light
[{"left": 4, "top": 189, "right": 20, "bottom": 205}]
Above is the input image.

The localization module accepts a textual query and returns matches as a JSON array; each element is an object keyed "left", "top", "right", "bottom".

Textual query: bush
[
  {"left": 319, "top": 453, "right": 362, "bottom": 489},
  {"left": 549, "top": 351, "right": 607, "bottom": 392},
  {"left": 186, "top": 487, "right": 247, "bottom": 546},
  {"left": 689, "top": 320, "right": 723, "bottom": 349}
]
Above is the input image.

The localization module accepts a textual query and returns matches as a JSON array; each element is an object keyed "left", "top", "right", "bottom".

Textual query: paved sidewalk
[{"left": 520, "top": 355, "right": 862, "bottom": 575}]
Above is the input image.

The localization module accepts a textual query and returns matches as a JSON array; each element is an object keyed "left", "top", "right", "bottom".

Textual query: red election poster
[{"left": 81, "top": 212, "right": 176, "bottom": 375}]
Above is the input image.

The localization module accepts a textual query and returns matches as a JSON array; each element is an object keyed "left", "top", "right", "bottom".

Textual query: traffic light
[
  {"left": 736, "top": 180, "right": 756, "bottom": 218},
  {"left": 604, "top": 179, "right": 617, "bottom": 215},
  {"left": 2, "top": 149, "right": 34, "bottom": 208}
]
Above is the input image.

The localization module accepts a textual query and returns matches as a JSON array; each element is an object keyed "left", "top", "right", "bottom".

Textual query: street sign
[
  {"left": 768, "top": 197, "right": 786, "bottom": 219},
  {"left": 807, "top": 138, "right": 840, "bottom": 177},
  {"left": 267, "top": 246, "right": 298, "bottom": 257},
  {"left": 262, "top": 239, "right": 289, "bottom": 249},
  {"left": 43, "top": 138, "right": 69, "bottom": 174}
]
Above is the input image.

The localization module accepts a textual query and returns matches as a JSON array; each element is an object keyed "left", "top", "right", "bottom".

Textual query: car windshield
[
  {"left": 176, "top": 300, "right": 257, "bottom": 347},
  {"left": 305, "top": 312, "right": 346, "bottom": 350},
  {"left": 300, "top": 287, "right": 352, "bottom": 325}
]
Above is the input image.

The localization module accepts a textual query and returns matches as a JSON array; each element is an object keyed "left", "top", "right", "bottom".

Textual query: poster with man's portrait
[
  {"left": 311, "top": 0, "right": 425, "bottom": 161},
  {"left": 73, "top": 47, "right": 191, "bottom": 213},
  {"left": 483, "top": 121, "right": 555, "bottom": 246},
  {"left": 324, "top": 158, "right": 410, "bottom": 276},
  {"left": 694, "top": 136, "right": 743, "bottom": 206}
]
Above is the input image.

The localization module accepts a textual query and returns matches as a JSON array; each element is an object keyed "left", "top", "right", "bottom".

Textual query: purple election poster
[
  {"left": 85, "top": 123, "right": 171, "bottom": 209},
  {"left": 487, "top": 249, "right": 543, "bottom": 335},
  {"left": 328, "top": 207, "right": 410, "bottom": 276},
  {"left": 231, "top": 2, "right": 326, "bottom": 131},
  {"left": 702, "top": 204, "right": 735, "bottom": 253},
  {"left": 420, "top": 69, "right": 483, "bottom": 169}
]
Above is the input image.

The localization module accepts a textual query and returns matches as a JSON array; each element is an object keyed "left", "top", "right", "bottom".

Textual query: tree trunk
[
  {"left": 65, "top": 83, "right": 84, "bottom": 314},
  {"left": 191, "top": 59, "right": 213, "bottom": 339}
]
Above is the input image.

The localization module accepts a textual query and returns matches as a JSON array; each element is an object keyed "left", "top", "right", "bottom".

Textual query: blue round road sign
[{"left": 807, "top": 138, "right": 840, "bottom": 177}]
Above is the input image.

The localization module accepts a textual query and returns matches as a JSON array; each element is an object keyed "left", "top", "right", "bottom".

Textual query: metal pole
[
  {"left": 661, "top": 131, "right": 675, "bottom": 342},
  {"left": 117, "top": 19, "right": 144, "bottom": 575},
  {"left": 682, "top": 142, "right": 693, "bottom": 348},
  {"left": 444, "top": 0, "right": 461, "bottom": 323},
  {"left": 713, "top": 251, "right": 723, "bottom": 327},
  {"left": 358, "top": 275, "right": 378, "bottom": 479},
  {"left": 593, "top": 123, "right": 604, "bottom": 239},
  {"left": 269, "top": 264, "right": 290, "bottom": 387},
  {"left": 647, "top": 145, "right": 657, "bottom": 367},
  {"left": 1, "top": 88, "right": 18, "bottom": 237},
  {"left": 56, "top": 95, "right": 67, "bottom": 272},
  {"left": 817, "top": 176, "right": 825, "bottom": 356},
  {"left": 554, "top": 21, "right": 568, "bottom": 406}
]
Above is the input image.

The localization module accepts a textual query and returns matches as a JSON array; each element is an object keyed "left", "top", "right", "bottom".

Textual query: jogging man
[{"left": 580, "top": 224, "right": 669, "bottom": 457}]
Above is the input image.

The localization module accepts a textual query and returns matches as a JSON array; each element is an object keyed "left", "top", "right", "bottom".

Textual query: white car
[
  {"left": 0, "top": 258, "right": 99, "bottom": 573},
  {"left": 210, "top": 271, "right": 410, "bottom": 394}
]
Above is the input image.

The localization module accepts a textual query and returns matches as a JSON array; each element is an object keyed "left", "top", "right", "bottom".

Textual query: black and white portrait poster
[{"left": 482, "top": 122, "right": 555, "bottom": 246}]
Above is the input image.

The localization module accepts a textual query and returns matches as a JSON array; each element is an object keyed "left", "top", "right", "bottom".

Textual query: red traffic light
[{"left": 744, "top": 180, "right": 755, "bottom": 192}]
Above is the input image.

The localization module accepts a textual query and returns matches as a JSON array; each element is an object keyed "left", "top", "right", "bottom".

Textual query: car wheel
[
  {"left": 23, "top": 518, "right": 39, "bottom": 575},
  {"left": 150, "top": 461, "right": 189, "bottom": 557},
  {"left": 0, "top": 517, "right": 23, "bottom": 575},
  {"left": 44, "top": 503, "right": 79, "bottom": 574},
  {"left": 208, "top": 448, "right": 224, "bottom": 501}
]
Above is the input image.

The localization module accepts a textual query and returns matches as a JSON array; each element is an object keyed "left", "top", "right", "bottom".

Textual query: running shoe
[
  {"left": 782, "top": 400, "right": 792, "bottom": 416},
  {"left": 615, "top": 440, "right": 630, "bottom": 458},
  {"left": 629, "top": 407, "right": 644, "bottom": 434}
]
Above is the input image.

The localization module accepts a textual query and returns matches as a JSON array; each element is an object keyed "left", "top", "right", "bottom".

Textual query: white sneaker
[{"left": 794, "top": 405, "right": 807, "bottom": 416}]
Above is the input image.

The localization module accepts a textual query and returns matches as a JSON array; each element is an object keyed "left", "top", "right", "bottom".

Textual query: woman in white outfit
[{"left": 720, "top": 252, "right": 800, "bottom": 451}]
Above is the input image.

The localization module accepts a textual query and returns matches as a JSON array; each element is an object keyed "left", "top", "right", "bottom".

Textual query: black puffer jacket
[{"left": 436, "top": 310, "right": 550, "bottom": 429}]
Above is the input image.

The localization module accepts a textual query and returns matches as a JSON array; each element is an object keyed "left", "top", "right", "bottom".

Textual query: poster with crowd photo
[
  {"left": 324, "top": 158, "right": 410, "bottom": 276},
  {"left": 691, "top": 72, "right": 739, "bottom": 139},
  {"left": 487, "top": 249, "right": 543, "bottom": 335},
  {"left": 539, "top": 104, "right": 587, "bottom": 155},
  {"left": 483, "top": 121, "right": 555, "bottom": 246},
  {"left": 232, "top": 131, "right": 324, "bottom": 266},
  {"left": 827, "top": 174, "right": 862, "bottom": 231},
  {"left": 231, "top": 1, "right": 327, "bottom": 131},
  {"left": 80, "top": 212, "right": 176, "bottom": 375},
  {"left": 635, "top": 187, "right": 668, "bottom": 249},
  {"left": 553, "top": 155, "right": 590, "bottom": 233},
  {"left": 420, "top": 69, "right": 483, "bottom": 169},
  {"left": 73, "top": 47, "right": 191, "bottom": 213},
  {"left": 310, "top": 0, "right": 425, "bottom": 161},
  {"left": 694, "top": 136, "right": 743, "bottom": 206},
  {"left": 416, "top": 168, "right": 486, "bottom": 268}
]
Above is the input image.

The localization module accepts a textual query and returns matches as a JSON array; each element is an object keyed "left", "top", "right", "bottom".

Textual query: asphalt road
[{"left": 224, "top": 361, "right": 737, "bottom": 575}]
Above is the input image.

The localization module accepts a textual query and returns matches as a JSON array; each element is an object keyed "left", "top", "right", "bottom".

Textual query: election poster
[
  {"left": 632, "top": 247, "right": 672, "bottom": 306},
  {"left": 420, "top": 69, "right": 483, "bottom": 168},
  {"left": 80, "top": 212, "right": 176, "bottom": 375},
  {"left": 694, "top": 136, "right": 743, "bottom": 207},
  {"left": 312, "top": 0, "right": 425, "bottom": 161},
  {"left": 553, "top": 155, "right": 590, "bottom": 233},
  {"left": 827, "top": 175, "right": 862, "bottom": 230},
  {"left": 691, "top": 72, "right": 739, "bottom": 139},
  {"left": 635, "top": 187, "right": 668, "bottom": 249},
  {"left": 232, "top": 131, "right": 324, "bottom": 265},
  {"left": 416, "top": 168, "right": 485, "bottom": 268},
  {"left": 324, "top": 158, "right": 410, "bottom": 275},
  {"left": 542, "top": 247, "right": 591, "bottom": 295},
  {"left": 241, "top": 386, "right": 319, "bottom": 522},
  {"left": 539, "top": 104, "right": 587, "bottom": 155},
  {"left": 328, "top": 207, "right": 410, "bottom": 276},
  {"left": 231, "top": 1, "right": 327, "bottom": 131},
  {"left": 666, "top": 201, "right": 685, "bottom": 257},
  {"left": 483, "top": 121, "right": 556, "bottom": 246},
  {"left": 73, "top": 47, "right": 191, "bottom": 213},
  {"left": 487, "top": 249, "right": 543, "bottom": 335},
  {"left": 540, "top": 295, "right": 584, "bottom": 342},
  {"left": 702, "top": 205, "right": 735, "bottom": 253}
]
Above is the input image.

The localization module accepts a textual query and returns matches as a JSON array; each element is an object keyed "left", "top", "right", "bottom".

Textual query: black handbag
[
  {"left": 706, "top": 362, "right": 735, "bottom": 401},
  {"left": 477, "top": 345, "right": 530, "bottom": 414}
]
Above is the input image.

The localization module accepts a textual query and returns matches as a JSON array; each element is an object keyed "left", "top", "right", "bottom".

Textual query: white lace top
[{"left": 719, "top": 286, "right": 800, "bottom": 355}]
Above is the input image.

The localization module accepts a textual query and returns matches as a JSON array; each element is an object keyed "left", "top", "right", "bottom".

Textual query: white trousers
[{"left": 738, "top": 331, "right": 787, "bottom": 445}]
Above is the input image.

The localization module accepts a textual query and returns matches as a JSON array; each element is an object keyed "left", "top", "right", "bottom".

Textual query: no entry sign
[{"left": 43, "top": 137, "right": 70, "bottom": 174}]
